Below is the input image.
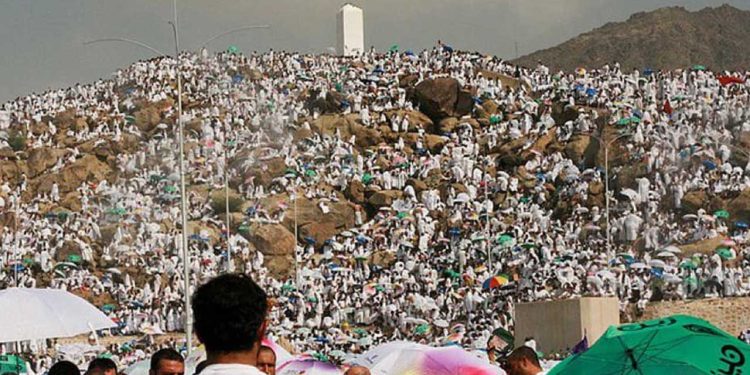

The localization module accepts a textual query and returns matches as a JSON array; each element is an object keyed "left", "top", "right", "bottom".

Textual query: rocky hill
[{"left": 513, "top": 5, "right": 750, "bottom": 72}]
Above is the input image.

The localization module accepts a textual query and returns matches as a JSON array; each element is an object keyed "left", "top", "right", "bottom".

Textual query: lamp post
[
  {"left": 573, "top": 131, "right": 632, "bottom": 258},
  {"left": 83, "top": 0, "right": 269, "bottom": 357}
]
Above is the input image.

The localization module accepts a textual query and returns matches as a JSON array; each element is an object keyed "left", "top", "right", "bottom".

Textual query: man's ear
[{"left": 258, "top": 319, "right": 269, "bottom": 341}]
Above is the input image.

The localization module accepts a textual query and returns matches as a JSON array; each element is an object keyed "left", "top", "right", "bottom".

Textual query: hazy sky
[{"left": 1, "top": 0, "right": 748, "bottom": 103}]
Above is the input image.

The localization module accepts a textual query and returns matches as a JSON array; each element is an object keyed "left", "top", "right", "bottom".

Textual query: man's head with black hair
[
  {"left": 49, "top": 361, "right": 81, "bottom": 375},
  {"left": 505, "top": 346, "right": 542, "bottom": 375},
  {"left": 87, "top": 358, "right": 116, "bottom": 375},
  {"left": 192, "top": 273, "right": 268, "bottom": 356},
  {"left": 149, "top": 348, "right": 184, "bottom": 375}
]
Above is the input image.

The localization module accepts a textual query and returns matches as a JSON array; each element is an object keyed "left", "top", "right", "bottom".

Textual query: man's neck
[{"left": 206, "top": 347, "right": 260, "bottom": 367}]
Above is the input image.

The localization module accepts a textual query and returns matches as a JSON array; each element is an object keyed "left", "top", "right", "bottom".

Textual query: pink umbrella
[
  {"left": 277, "top": 357, "right": 342, "bottom": 375},
  {"left": 352, "top": 341, "right": 505, "bottom": 375}
]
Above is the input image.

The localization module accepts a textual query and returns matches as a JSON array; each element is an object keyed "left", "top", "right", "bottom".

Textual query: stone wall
[{"left": 641, "top": 298, "right": 750, "bottom": 335}]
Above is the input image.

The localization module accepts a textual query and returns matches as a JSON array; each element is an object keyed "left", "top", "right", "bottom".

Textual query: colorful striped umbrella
[{"left": 482, "top": 274, "right": 510, "bottom": 289}]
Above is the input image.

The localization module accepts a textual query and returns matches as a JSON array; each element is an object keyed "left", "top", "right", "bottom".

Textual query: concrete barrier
[{"left": 513, "top": 297, "right": 620, "bottom": 354}]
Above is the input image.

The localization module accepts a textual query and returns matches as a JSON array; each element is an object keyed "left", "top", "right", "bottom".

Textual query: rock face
[
  {"left": 248, "top": 223, "right": 295, "bottom": 256},
  {"left": 513, "top": 5, "right": 750, "bottom": 72},
  {"left": 31, "top": 155, "right": 112, "bottom": 198},
  {"left": 368, "top": 190, "right": 403, "bottom": 209},
  {"left": 27, "top": 147, "right": 66, "bottom": 177},
  {"left": 728, "top": 188, "right": 750, "bottom": 222},
  {"left": 412, "top": 78, "right": 473, "bottom": 121}
]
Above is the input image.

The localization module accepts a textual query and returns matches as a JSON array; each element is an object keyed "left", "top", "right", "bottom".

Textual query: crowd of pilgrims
[{"left": 2, "top": 43, "right": 750, "bottom": 372}]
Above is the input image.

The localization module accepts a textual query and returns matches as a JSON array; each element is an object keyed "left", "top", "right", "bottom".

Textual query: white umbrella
[
  {"left": 649, "top": 259, "right": 667, "bottom": 269},
  {"left": 656, "top": 251, "right": 676, "bottom": 258},
  {"left": 0, "top": 288, "right": 116, "bottom": 342},
  {"left": 434, "top": 319, "right": 450, "bottom": 328},
  {"left": 663, "top": 245, "right": 682, "bottom": 254},
  {"left": 629, "top": 262, "right": 648, "bottom": 270},
  {"left": 620, "top": 188, "right": 639, "bottom": 201},
  {"left": 454, "top": 193, "right": 471, "bottom": 204}
]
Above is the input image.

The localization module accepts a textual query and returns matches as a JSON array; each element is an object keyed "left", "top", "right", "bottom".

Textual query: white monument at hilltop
[{"left": 337, "top": 3, "right": 364, "bottom": 56}]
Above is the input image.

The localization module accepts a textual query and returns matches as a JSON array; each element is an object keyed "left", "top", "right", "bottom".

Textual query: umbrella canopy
[
  {"left": 0, "top": 355, "right": 27, "bottom": 374},
  {"left": 715, "top": 247, "right": 735, "bottom": 260},
  {"left": 483, "top": 274, "right": 511, "bottom": 289},
  {"left": 548, "top": 314, "right": 750, "bottom": 375},
  {"left": 0, "top": 288, "right": 116, "bottom": 342},
  {"left": 714, "top": 209, "right": 730, "bottom": 219},
  {"left": 350, "top": 341, "right": 505, "bottom": 375},
  {"left": 278, "top": 358, "right": 342, "bottom": 375}
]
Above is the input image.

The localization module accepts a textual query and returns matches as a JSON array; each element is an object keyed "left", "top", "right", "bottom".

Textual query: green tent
[
  {"left": 0, "top": 355, "right": 27, "bottom": 374},
  {"left": 548, "top": 314, "right": 750, "bottom": 375}
]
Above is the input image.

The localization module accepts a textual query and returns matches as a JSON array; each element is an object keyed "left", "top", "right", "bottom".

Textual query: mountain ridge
[{"left": 512, "top": 5, "right": 750, "bottom": 72}]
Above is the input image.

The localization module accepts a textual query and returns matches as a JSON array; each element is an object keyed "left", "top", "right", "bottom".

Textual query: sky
[{"left": 0, "top": 0, "right": 748, "bottom": 103}]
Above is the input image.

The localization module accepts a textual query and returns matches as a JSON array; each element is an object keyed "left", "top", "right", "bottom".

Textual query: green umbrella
[
  {"left": 679, "top": 260, "right": 697, "bottom": 270},
  {"left": 0, "top": 355, "right": 27, "bottom": 374},
  {"left": 414, "top": 324, "right": 431, "bottom": 335},
  {"left": 497, "top": 234, "right": 514, "bottom": 245},
  {"left": 397, "top": 212, "right": 408, "bottom": 219},
  {"left": 227, "top": 45, "right": 240, "bottom": 54},
  {"left": 164, "top": 185, "right": 178, "bottom": 193},
  {"left": 443, "top": 269, "right": 460, "bottom": 279},
  {"left": 548, "top": 314, "right": 750, "bottom": 375},
  {"left": 362, "top": 173, "right": 373, "bottom": 185},
  {"left": 714, "top": 209, "right": 730, "bottom": 219},
  {"left": 389, "top": 44, "right": 399, "bottom": 53},
  {"left": 716, "top": 247, "right": 735, "bottom": 260},
  {"left": 692, "top": 64, "right": 707, "bottom": 71},
  {"left": 67, "top": 254, "right": 82, "bottom": 264},
  {"left": 616, "top": 118, "right": 631, "bottom": 126},
  {"left": 125, "top": 115, "right": 136, "bottom": 124},
  {"left": 305, "top": 169, "right": 317, "bottom": 177}
]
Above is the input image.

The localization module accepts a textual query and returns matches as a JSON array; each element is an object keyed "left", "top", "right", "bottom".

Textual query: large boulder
[
  {"left": 423, "top": 134, "right": 448, "bottom": 153},
  {"left": 437, "top": 117, "right": 460, "bottom": 134},
  {"left": 299, "top": 222, "right": 339, "bottom": 247},
  {"left": 564, "top": 135, "right": 593, "bottom": 165},
  {"left": 368, "top": 190, "right": 403, "bottom": 209},
  {"left": 27, "top": 147, "right": 66, "bottom": 177},
  {"left": 305, "top": 89, "right": 347, "bottom": 114},
  {"left": 728, "top": 188, "right": 750, "bottom": 222},
  {"left": 345, "top": 179, "right": 366, "bottom": 205},
  {"left": 412, "top": 78, "right": 473, "bottom": 121},
  {"left": 247, "top": 223, "right": 295, "bottom": 256},
  {"left": 32, "top": 154, "right": 112, "bottom": 197},
  {"left": 0, "top": 160, "right": 26, "bottom": 187}
]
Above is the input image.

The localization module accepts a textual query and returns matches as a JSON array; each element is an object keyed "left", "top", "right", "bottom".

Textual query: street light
[
  {"left": 572, "top": 131, "right": 632, "bottom": 258},
  {"left": 83, "top": 0, "right": 269, "bottom": 357}
]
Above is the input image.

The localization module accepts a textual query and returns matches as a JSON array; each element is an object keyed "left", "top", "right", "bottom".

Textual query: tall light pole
[
  {"left": 167, "top": 0, "right": 193, "bottom": 355},
  {"left": 83, "top": 0, "right": 269, "bottom": 356},
  {"left": 573, "top": 131, "right": 631, "bottom": 258}
]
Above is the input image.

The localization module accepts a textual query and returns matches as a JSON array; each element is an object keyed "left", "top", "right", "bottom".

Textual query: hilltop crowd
[{"left": 1, "top": 44, "right": 750, "bottom": 372}]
